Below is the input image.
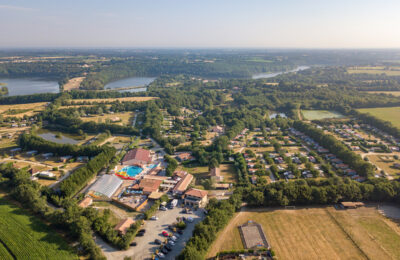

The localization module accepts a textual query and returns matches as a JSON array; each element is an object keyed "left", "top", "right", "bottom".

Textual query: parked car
[
  {"left": 171, "top": 236, "right": 177, "bottom": 241},
  {"left": 161, "top": 247, "right": 169, "bottom": 254},
  {"left": 177, "top": 229, "right": 184, "bottom": 235},
  {"left": 162, "top": 231, "right": 169, "bottom": 237},
  {"left": 130, "top": 242, "right": 137, "bottom": 247},
  {"left": 160, "top": 206, "right": 167, "bottom": 211},
  {"left": 136, "top": 232, "right": 144, "bottom": 237},
  {"left": 157, "top": 252, "right": 165, "bottom": 258},
  {"left": 164, "top": 244, "right": 172, "bottom": 251},
  {"left": 139, "top": 229, "right": 146, "bottom": 233},
  {"left": 150, "top": 216, "right": 158, "bottom": 220},
  {"left": 186, "top": 217, "right": 194, "bottom": 223},
  {"left": 174, "top": 233, "right": 180, "bottom": 238},
  {"left": 155, "top": 239, "right": 162, "bottom": 245},
  {"left": 168, "top": 240, "right": 175, "bottom": 245}
]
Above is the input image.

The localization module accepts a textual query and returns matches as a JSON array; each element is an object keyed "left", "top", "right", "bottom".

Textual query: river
[
  {"left": 252, "top": 66, "right": 310, "bottom": 79},
  {"left": 0, "top": 78, "right": 59, "bottom": 96},
  {"left": 104, "top": 77, "right": 155, "bottom": 93}
]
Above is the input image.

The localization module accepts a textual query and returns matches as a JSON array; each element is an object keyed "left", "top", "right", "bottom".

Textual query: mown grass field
[
  {"left": 80, "top": 112, "right": 134, "bottom": 126},
  {"left": 302, "top": 110, "right": 344, "bottom": 120},
  {"left": 219, "top": 164, "right": 237, "bottom": 183},
  {"left": 357, "top": 106, "right": 400, "bottom": 128},
  {"left": 0, "top": 197, "right": 78, "bottom": 259},
  {"left": 207, "top": 206, "right": 400, "bottom": 260},
  {"left": 70, "top": 96, "right": 157, "bottom": 104}
]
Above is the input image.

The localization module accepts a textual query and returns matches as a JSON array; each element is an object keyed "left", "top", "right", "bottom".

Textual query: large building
[
  {"left": 184, "top": 188, "right": 208, "bottom": 208},
  {"left": 172, "top": 172, "right": 193, "bottom": 195},
  {"left": 88, "top": 174, "right": 123, "bottom": 199},
  {"left": 122, "top": 148, "right": 152, "bottom": 166}
]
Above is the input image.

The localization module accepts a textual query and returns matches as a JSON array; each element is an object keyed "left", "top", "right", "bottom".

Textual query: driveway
[{"left": 98, "top": 203, "right": 205, "bottom": 260}]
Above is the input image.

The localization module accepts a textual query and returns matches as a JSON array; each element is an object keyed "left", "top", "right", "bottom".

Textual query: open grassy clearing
[
  {"left": 0, "top": 102, "right": 47, "bottom": 118},
  {"left": 208, "top": 206, "right": 400, "bottom": 260},
  {"left": 80, "top": 112, "right": 134, "bottom": 126},
  {"left": 366, "top": 154, "right": 400, "bottom": 177},
  {"left": 219, "top": 163, "right": 237, "bottom": 183},
  {"left": 62, "top": 76, "right": 85, "bottom": 91},
  {"left": 302, "top": 110, "right": 344, "bottom": 120},
  {"left": 0, "top": 197, "right": 78, "bottom": 259},
  {"left": 70, "top": 96, "right": 157, "bottom": 104},
  {"left": 367, "top": 91, "right": 400, "bottom": 97},
  {"left": 357, "top": 107, "right": 400, "bottom": 128}
]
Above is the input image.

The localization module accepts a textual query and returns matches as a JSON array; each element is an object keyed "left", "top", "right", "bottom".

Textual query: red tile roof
[
  {"left": 173, "top": 173, "right": 193, "bottom": 193},
  {"left": 114, "top": 218, "right": 135, "bottom": 235},
  {"left": 122, "top": 148, "right": 151, "bottom": 164},
  {"left": 139, "top": 178, "right": 163, "bottom": 193},
  {"left": 185, "top": 188, "right": 208, "bottom": 199}
]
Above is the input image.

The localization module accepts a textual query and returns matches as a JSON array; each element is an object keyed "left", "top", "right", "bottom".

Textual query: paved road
[{"left": 98, "top": 204, "right": 205, "bottom": 260}]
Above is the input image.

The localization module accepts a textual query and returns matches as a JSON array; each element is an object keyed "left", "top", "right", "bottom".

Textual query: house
[
  {"left": 184, "top": 188, "right": 208, "bottom": 207},
  {"left": 138, "top": 178, "right": 163, "bottom": 195},
  {"left": 10, "top": 148, "right": 22, "bottom": 155},
  {"left": 175, "top": 152, "right": 193, "bottom": 162},
  {"left": 172, "top": 173, "right": 193, "bottom": 195},
  {"left": 210, "top": 167, "right": 223, "bottom": 182},
  {"left": 122, "top": 148, "right": 152, "bottom": 166},
  {"left": 211, "top": 125, "right": 224, "bottom": 133},
  {"left": 114, "top": 218, "right": 135, "bottom": 235},
  {"left": 341, "top": 201, "right": 365, "bottom": 209},
  {"left": 42, "top": 153, "right": 53, "bottom": 159},
  {"left": 60, "top": 155, "right": 73, "bottom": 163},
  {"left": 78, "top": 197, "right": 93, "bottom": 208}
]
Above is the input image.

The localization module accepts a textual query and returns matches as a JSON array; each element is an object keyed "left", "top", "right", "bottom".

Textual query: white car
[
  {"left": 157, "top": 252, "right": 165, "bottom": 258},
  {"left": 187, "top": 217, "right": 194, "bottom": 223},
  {"left": 168, "top": 240, "right": 175, "bottom": 245},
  {"left": 150, "top": 216, "right": 158, "bottom": 220},
  {"left": 171, "top": 236, "right": 177, "bottom": 241}
]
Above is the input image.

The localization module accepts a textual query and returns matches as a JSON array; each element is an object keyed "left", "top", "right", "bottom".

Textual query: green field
[
  {"left": 0, "top": 197, "right": 78, "bottom": 260},
  {"left": 302, "top": 110, "right": 344, "bottom": 120},
  {"left": 358, "top": 107, "right": 400, "bottom": 128}
]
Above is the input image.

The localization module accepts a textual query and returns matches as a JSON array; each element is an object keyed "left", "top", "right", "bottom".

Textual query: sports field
[
  {"left": 302, "top": 110, "right": 344, "bottom": 120},
  {"left": 357, "top": 107, "right": 400, "bottom": 128},
  {"left": 207, "top": 206, "right": 400, "bottom": 260},
  {"left": 0, "top": 197, "right": 78, "bottom": 259}
]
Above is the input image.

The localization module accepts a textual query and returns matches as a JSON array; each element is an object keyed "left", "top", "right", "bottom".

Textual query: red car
[{"left": 162, "top": 231, "right": 169, "bottom": 237}]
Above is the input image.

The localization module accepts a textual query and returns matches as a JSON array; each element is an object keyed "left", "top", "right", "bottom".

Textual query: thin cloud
[{"left": 0, "top": 5, "right": 37, "bottom": 12}]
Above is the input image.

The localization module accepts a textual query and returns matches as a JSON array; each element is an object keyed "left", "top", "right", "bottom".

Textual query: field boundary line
[{"left": 325, "top": 208, "right": 370, "bottom": 260}]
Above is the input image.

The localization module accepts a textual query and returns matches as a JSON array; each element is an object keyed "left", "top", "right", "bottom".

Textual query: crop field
[
  {"left": 0, "top": 102, "right": 47, "bottom": 118},
  {"left": 357, "top": 107, "right": 400, "bottom": 128},
  {"left": 302, "top": 110, "right": 344, "bottom": 120},
  {"left": 70, "top": 96, "right": 157, "bottom": 104},
  {"left": 0, "top": 197, "right": 78, "bottom": 259},
  {"left": 207, "top": 206, "right": 400, "bottom": 260},
  {"left": 347, "top": 66, "right": 400, "bottom": 76},
  {"left": 367, "top": 91, "right": 400, "bottom": 97}
]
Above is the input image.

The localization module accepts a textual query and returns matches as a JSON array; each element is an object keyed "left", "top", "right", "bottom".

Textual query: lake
[
  {"left": 38, "top": 131, "right": 79, "bottom": 145},
  {"left": 104, "top": 77, "right": 155, "bottom": 93},
  {"left": 252, "top": 66, "right": 310, "bottom": 79},
  {"left": 0, "top": 78, "right": 59, "bottom": 96}
]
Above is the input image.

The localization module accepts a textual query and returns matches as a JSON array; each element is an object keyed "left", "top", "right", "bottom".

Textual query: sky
[{"left": 1, "top": 0, "right": 400, "bottom": 48}]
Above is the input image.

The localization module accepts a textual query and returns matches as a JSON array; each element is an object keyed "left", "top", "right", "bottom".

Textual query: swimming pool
[{"left": 119, "top": 166, "right": 143, "bottom": 177}]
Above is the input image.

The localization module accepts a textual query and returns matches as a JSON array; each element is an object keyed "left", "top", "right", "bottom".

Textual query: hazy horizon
[{"left": 1, "top": 0, "right": 400, "bottom": 49}]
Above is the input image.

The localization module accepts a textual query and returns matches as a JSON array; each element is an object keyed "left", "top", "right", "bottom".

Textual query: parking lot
[{"left": 98, "top": 202, "right": 205, "bottom": 260}]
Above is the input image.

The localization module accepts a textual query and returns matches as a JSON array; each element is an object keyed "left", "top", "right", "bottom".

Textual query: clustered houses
[{"left": 290, "top": 128, "right": 364, "bottom": 182}]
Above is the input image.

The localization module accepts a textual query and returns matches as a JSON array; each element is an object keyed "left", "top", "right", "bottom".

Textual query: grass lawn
[
  {"left": 302, "top": 110, "right": 344, "bottom": 120},
  {"left": 0, "top": 197, "right": 78, "bottom": 259},
  {"left": 358, "top": 107, "right": 400, "bottom": 128},
  {"left": 207, "top": 206, "right": 400, "bottom": 260},
  {"left": 366, "top": 154, "right": 400, "bottom": 177},
  {"left": 178, "top": 165, "right": 209, "bottom": 189},
  {"left": 219, "top": 164, "right": 237, "bottom": 183},
  {"left": 0, "top": 102, "right": 47, "bottom": 118}
]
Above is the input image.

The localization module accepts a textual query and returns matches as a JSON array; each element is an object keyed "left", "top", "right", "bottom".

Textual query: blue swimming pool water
[
  {"left": 119, "top": 166, "right": 143, "bottom": 177},
  {"left": 149, "top": 164, "right": 157, "bottom": 169}
]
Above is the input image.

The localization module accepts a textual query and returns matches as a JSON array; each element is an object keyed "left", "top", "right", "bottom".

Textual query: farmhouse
[
  {"left": 114, "top": 218, "right": 135, "bottom": 235},
  {"left": 184, "top": 188, "right": 208, "bottom": 207},
  {"left": 122, "top": 148, "right": 152, "bottom": 166}
]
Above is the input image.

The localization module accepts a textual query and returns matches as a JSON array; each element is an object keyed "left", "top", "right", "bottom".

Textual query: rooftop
[
  {"left": 89, "top": 174, "right": 123, "bottom": 198},
  {"left": 114, "top": 218, "right": 135, "bottom": 235},
  {"left": 185, "top": 188, "right": 208, "bottom": 199},
  {"left": 122, "top": 148, "right": 151, "bottom": 164}
]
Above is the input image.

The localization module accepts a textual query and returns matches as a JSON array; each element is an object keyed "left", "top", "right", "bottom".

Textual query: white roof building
[{"left": 89, "top": 174, "right": 123, "bottom": 198}]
